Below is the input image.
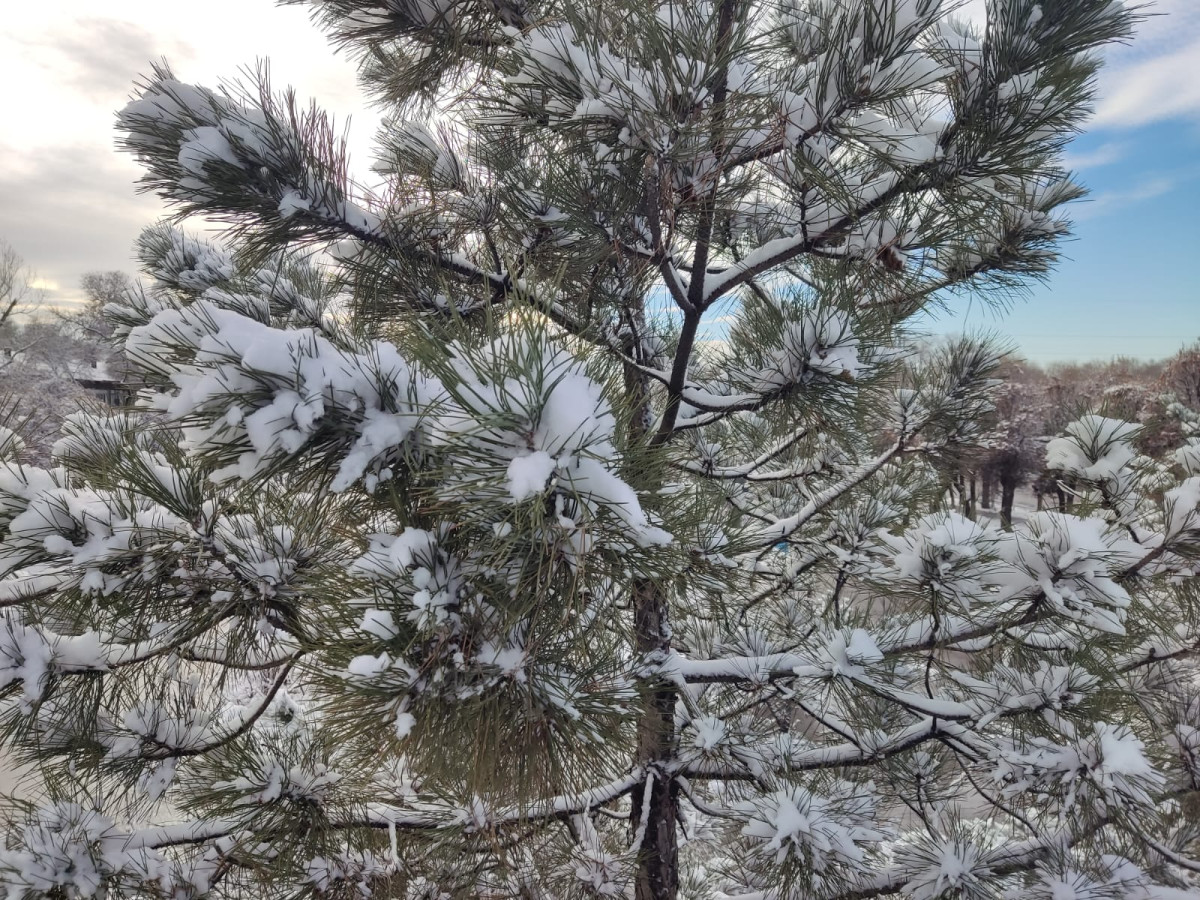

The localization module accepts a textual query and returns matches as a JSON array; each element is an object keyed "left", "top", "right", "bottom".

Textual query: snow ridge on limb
[{"left": 118, "top": 65, "right": 383, "bottom": 240}]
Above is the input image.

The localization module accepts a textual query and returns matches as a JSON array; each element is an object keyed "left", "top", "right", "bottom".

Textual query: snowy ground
[{"left": 976, "top": 486, "right": 1040, "bottom": 527}]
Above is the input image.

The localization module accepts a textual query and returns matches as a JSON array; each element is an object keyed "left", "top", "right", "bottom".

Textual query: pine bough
[{"left": 4, "top": 1, "right": 1200, "bottom": 899}]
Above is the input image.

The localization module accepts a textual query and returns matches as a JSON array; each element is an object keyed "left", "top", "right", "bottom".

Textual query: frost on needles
[{"left": 5, "top": 1, "right": 1200, "bottom": 900}]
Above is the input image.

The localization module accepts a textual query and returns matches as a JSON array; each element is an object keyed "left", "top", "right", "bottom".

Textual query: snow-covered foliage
[
  {"left": 5, "top": 2, "right": 1200, "bottom": 900},
  {"left": 1046, "top": 415, "right": 1146, "bottom": 520}
]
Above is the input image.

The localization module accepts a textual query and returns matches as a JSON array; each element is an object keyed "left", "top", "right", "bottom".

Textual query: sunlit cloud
[
  {"left": 1090, "top": 0, "right": 1200, "bottom": 129},
  {"left": 1093, "top": 37, "right": 1200, "bottom": 129},
  {"left": 0, "top": 0, "right": 376, "bottom": 301}
]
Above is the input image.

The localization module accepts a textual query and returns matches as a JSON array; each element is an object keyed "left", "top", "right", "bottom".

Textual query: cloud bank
[{"left": 1, "top": 0, "right": 1196, "bottom": 312}]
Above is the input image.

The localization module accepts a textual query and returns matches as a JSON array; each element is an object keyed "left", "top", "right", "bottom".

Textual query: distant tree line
[
  {"left": 0, "top": 239, "right": 132, "bottom": 458},
  {"left": 4, "top": 234, "right": 1198, "bottom": 498},
  {"left": 949, "top": 345, "right": 1200, "bottom": 526}
]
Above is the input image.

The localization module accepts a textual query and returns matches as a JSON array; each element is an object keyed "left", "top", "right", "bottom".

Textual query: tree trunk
[
  {"left": 624, "top": 354, "right": 678, "bottom": 900},
  {"left": 1000, "top": 474, "right": 1017, "bottom": 530},
  {"left": 981, "top": 474, "right": 993, "bottom": 509},
  {"left": 631, "top": 578, "right": 679, "bottom": 900},
  {"left": 967, "top": 474, "right": 977, "bottom": 520}
]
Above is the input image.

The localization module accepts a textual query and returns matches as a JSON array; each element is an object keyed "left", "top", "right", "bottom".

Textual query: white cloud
[
  {"left": 1, "top": 0, "right": 1196, "bottom": 305},
  {"left": 1091, "top": 0, "right": 1200, "bottom": 128},
  {"left": 2, "top": 1, "right": 374, "bottom": 153},
  {"left": 16, "top": 18, "right": 195, "bottom": 101},
  {"left": 0, "top": 145, "right": 163, "bottom": 305},
  {"left": 1074, "top": 175, "right": 1178, "bottom": 220},
  {"left": 1093, "top": 36, "right": 1200, "bottom": 129},
  {"left": 952, "top": 0, "right": 1200, "bottom": 130},
  {"left": 0, "top": 0, "right": 379, "bottom": 300},
  {"left": 1061, "top": 141, "right": 1129, "bottom": 170}
]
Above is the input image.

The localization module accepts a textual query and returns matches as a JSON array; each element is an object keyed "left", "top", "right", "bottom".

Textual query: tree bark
[
  {"left": 622, "top": 0, "right": 740, "bottom": 880},
  {"left": 1000, "top": 474, "right": 1017, "bottom": 530},
  {"left": 631, "top": 578, "right": 679, "bottom": 900},
  {"left": 624, "top": 352, "right": 678, "bottom": 900},
  {"left": 981, "top": 473, "right": 993, "bottom": 509}
]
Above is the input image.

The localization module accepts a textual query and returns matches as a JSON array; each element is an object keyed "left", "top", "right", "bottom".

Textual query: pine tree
[{"left": 4, "top": 2, "right": 1200, "bottom": 900}]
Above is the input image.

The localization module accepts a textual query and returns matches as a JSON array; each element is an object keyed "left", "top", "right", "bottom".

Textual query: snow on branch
[{"left": 118, "top": 65, "right": 381, "bottom": 239}]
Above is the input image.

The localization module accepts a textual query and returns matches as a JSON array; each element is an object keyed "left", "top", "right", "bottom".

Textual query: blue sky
[
  {"left": 935, "top": 118, "right": 1200, "bottom": 364},
  {"left": 1, "top": 0, "right": 1197, "bottom": 365},
  {"left": 929, "top": 0, "right": 1200, "bottom": 363}
]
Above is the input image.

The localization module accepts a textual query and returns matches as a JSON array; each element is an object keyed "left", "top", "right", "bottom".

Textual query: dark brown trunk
[
  {"left": 631, "top": 579, "right": 679, "bottom": 900},
  {"left": 624, "top": 352, "right": 678, "bottom": 900},
  {"left": 967, "top": 474, "right": 977, "bottom": 520},
  {"left": 981, "top": 474, "right": 993, "bottom": 509},
  {"left": 1000, "top": 475, "right": 1017, "bottom": 530},
  {"left": 621, "top": 0, "right": 740, "bottom": 874}
]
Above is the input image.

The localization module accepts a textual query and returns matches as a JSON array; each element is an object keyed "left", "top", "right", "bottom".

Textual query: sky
[{"left": 1, "top": 0, "right": 1197, "bottom": 365}]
